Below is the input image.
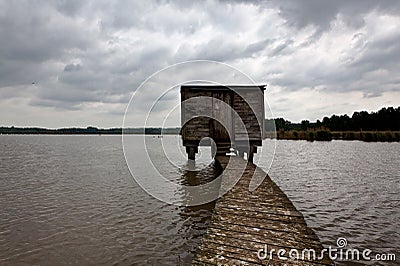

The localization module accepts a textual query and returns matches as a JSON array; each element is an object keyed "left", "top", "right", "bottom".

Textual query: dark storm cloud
[
  {"left": 64, "top": 64, "right": 81, "bottom": 72},
  {"left": 269, "top": 0, "right": 400, "bottom": 31},
  {"left": 55, "top": 0, "right": 87, "bottom": 17},
  {"left": 351, "top": 31, "right": 400, "bottom": 71},
  {"left": 243, "top": 38, "right": 274, "bottom": 56},
  {"left": 255, "top": 1, "right": 400, "bottom": 98},
  {"left": 0, "top": 2, "right": 92, "bottom": 63},
  {"left": 0, "top": 0, "right": 95, "bottom": 92},
  {"left": 268, "top": 40, "right": 294, "bottom": 57},
  {"left": 0, "top": 0, "right": 399, "bottom": 127}
]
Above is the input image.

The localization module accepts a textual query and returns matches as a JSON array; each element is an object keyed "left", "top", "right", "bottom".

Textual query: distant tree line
[
  {"left": 265, "top": 106, "right": 400, "bottom": 132},
  {"left": 0, "top": 126, "right": 181, "bottom": 135},
  {"left": 1, "top": 106, "right": 399, "bottom": 139},
  {"left": 0, "top": 126, "right": 122, "bottom": 135}
]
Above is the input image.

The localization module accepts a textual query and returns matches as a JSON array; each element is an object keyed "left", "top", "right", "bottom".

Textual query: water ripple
[{"left": 0, "top": 135, "right": 216, "bottom": 265}]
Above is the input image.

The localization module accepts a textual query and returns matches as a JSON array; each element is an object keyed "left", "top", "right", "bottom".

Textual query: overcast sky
[{"left": 1, "top": 0, "right": 399, "bottom": 128}]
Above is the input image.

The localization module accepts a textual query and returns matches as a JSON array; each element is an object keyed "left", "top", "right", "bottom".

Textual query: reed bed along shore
[{"left": 265, "top": 130, "right": 400, "bottom": 142}]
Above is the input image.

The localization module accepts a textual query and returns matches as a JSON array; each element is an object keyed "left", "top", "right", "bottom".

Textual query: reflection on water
[
  {"left": 0, "top": 135, "right": 218, "bottom": 265},
  {"left": 176, "top": 160, "right": 221, "bottom": 264}
]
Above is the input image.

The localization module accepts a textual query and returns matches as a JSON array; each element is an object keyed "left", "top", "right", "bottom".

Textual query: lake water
[
  {"left": 256, "top": 140, "right": 399, "bottom": 265},
  {"left": 0, "top": 135, "right": 398, "bottom": 265}
]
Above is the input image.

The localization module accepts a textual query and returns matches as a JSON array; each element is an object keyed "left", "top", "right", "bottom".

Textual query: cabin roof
[{"left": 181, "top": 84, "right": 266, "bottom": 92}]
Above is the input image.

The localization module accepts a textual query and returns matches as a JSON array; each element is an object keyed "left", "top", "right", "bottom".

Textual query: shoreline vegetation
[
  {"left": 267, "top": 130, "right": 400, "bottom": 142},
  {"left": 1, "top": 106, "right": 399, "bottom": 142},
  {"left": 264, "top": 106, "right": 400, "bottom": 142},
  {"left": 1, "top": 126, "right": 399, "bottom": 142}
]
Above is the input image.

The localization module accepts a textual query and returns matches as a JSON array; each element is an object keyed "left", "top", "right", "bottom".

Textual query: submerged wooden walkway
[{"left": 192, "top": 156, "right": 334, "bottom": 266}]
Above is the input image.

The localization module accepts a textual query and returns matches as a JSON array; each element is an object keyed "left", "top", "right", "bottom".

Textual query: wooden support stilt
[
  {"left": 248, "top": 145, "right": 257, "bottom": 163},
  {"left": 186, "top": 146, "right": 198, "bottom": 160},
  {"left": 238, "top": 149, "right": 245, "bottom": 158}
]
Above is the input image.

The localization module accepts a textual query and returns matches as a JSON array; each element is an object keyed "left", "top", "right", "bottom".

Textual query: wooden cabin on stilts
[{"left": 180, "top": 84, "right": 266, "bottom": 162}]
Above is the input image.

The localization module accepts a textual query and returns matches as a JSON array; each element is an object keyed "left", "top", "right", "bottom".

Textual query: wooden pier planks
[{"left": 192, "top": 156, "right": 334, "bottom": 266}]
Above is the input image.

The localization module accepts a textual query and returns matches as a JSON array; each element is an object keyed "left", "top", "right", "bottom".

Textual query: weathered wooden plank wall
[{"left": 181, "top": 86, "right": 265, "bottom": 145}]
